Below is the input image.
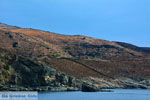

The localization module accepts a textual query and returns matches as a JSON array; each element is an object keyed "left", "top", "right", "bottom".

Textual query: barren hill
[{"left": 0, "top": 23, "right": 150, "bottom": 81}]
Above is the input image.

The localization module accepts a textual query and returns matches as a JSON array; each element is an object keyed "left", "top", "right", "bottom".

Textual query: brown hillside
[
  {"left": 1, "top": 28, "right": 143, "bottom": 60},
  {"left": 0, "top": 23, "right": 150, "bottom": 80}
]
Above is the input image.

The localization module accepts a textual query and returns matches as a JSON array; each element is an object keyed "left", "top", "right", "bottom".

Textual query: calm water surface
[{"left": 38, "top": 89, "right": 150, "bottom": 100}]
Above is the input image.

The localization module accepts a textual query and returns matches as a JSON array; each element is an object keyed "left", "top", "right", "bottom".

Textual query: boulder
[
  {"left": 56, "top": 73, "right": 69, "bottom": 85},
  {"left": 81, "top": 82, "right": 99, "bottom": 92}
]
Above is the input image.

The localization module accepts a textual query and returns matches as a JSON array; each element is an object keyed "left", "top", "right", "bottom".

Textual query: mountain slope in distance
[{"left": 115, "top": 41, "right": 150, "bottom": 54}]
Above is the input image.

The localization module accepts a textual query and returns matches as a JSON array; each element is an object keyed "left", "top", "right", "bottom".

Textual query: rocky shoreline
[
  {"left": 0, "top": 52, "right": 100, "bottom": 92},
  {"left": 0, "top": 48, "right": 149, "bottom": 92},
  {"left": 0, "top": 77, "right": 150, "bottom": 92}
]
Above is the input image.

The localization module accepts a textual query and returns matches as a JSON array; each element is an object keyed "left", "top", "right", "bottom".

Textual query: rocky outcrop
[
  {"left": 81, "top": 82, "right": 99, "bottom": 92},
  {"left": 0, "top": 49, "right": 104, "bottom": 92},
  {"left": 81, "top": 77, "right": 150, "bottom": 90},
  {"left": 117, "top": 78, "right": 149, "bottom": 89},
  {"left": 0, "top": 49, "right": 82, "bottom": 91}
]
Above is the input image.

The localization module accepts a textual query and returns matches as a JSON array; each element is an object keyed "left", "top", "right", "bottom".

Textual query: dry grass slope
[{"left": 0, "top": 23, "right": 150, "bottom": 80}]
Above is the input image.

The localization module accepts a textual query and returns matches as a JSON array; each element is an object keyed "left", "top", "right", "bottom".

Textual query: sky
[{"left": 0, "top": 0, "right": 150, "bottom": 47}]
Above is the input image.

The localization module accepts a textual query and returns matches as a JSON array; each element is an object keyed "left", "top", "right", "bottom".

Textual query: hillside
[
  {"left": 115, "top": 42, "right": 150, "bottom": 54},
  {"left": 0, "top": 23, "right": 150, "bottom": 89},
  {"left": 0, "top": 23, "right": 20, "bottom": 29},
  {"left": 0, "top": 25, "right": 145, "bottom": 60}
]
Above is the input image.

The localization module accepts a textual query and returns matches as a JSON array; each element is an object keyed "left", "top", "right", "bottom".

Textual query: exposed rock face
[
  {"left": 0, "top": 49, "right": 83, "bottom": 91},
  {"left": 117, "top": 78, "right": 149, "bottom": 89},
  {"left": 82, "top": 77, "right": 150, "bottom": 89},
  {"left": 81, "top": 82, "right": 99, "bottom": 92},
  {"left": 0, "top": 49, "right": 104, "bottom": 92}
]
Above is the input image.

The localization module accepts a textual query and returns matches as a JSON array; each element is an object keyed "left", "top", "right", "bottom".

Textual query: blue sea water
[{"left": 38, "top": 89, "right": 150, "bottom": 100}]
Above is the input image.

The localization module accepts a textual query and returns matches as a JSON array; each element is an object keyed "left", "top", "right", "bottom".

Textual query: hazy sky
[{"left": 0, "top": 0, "right": 150, "bottom": 47}]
